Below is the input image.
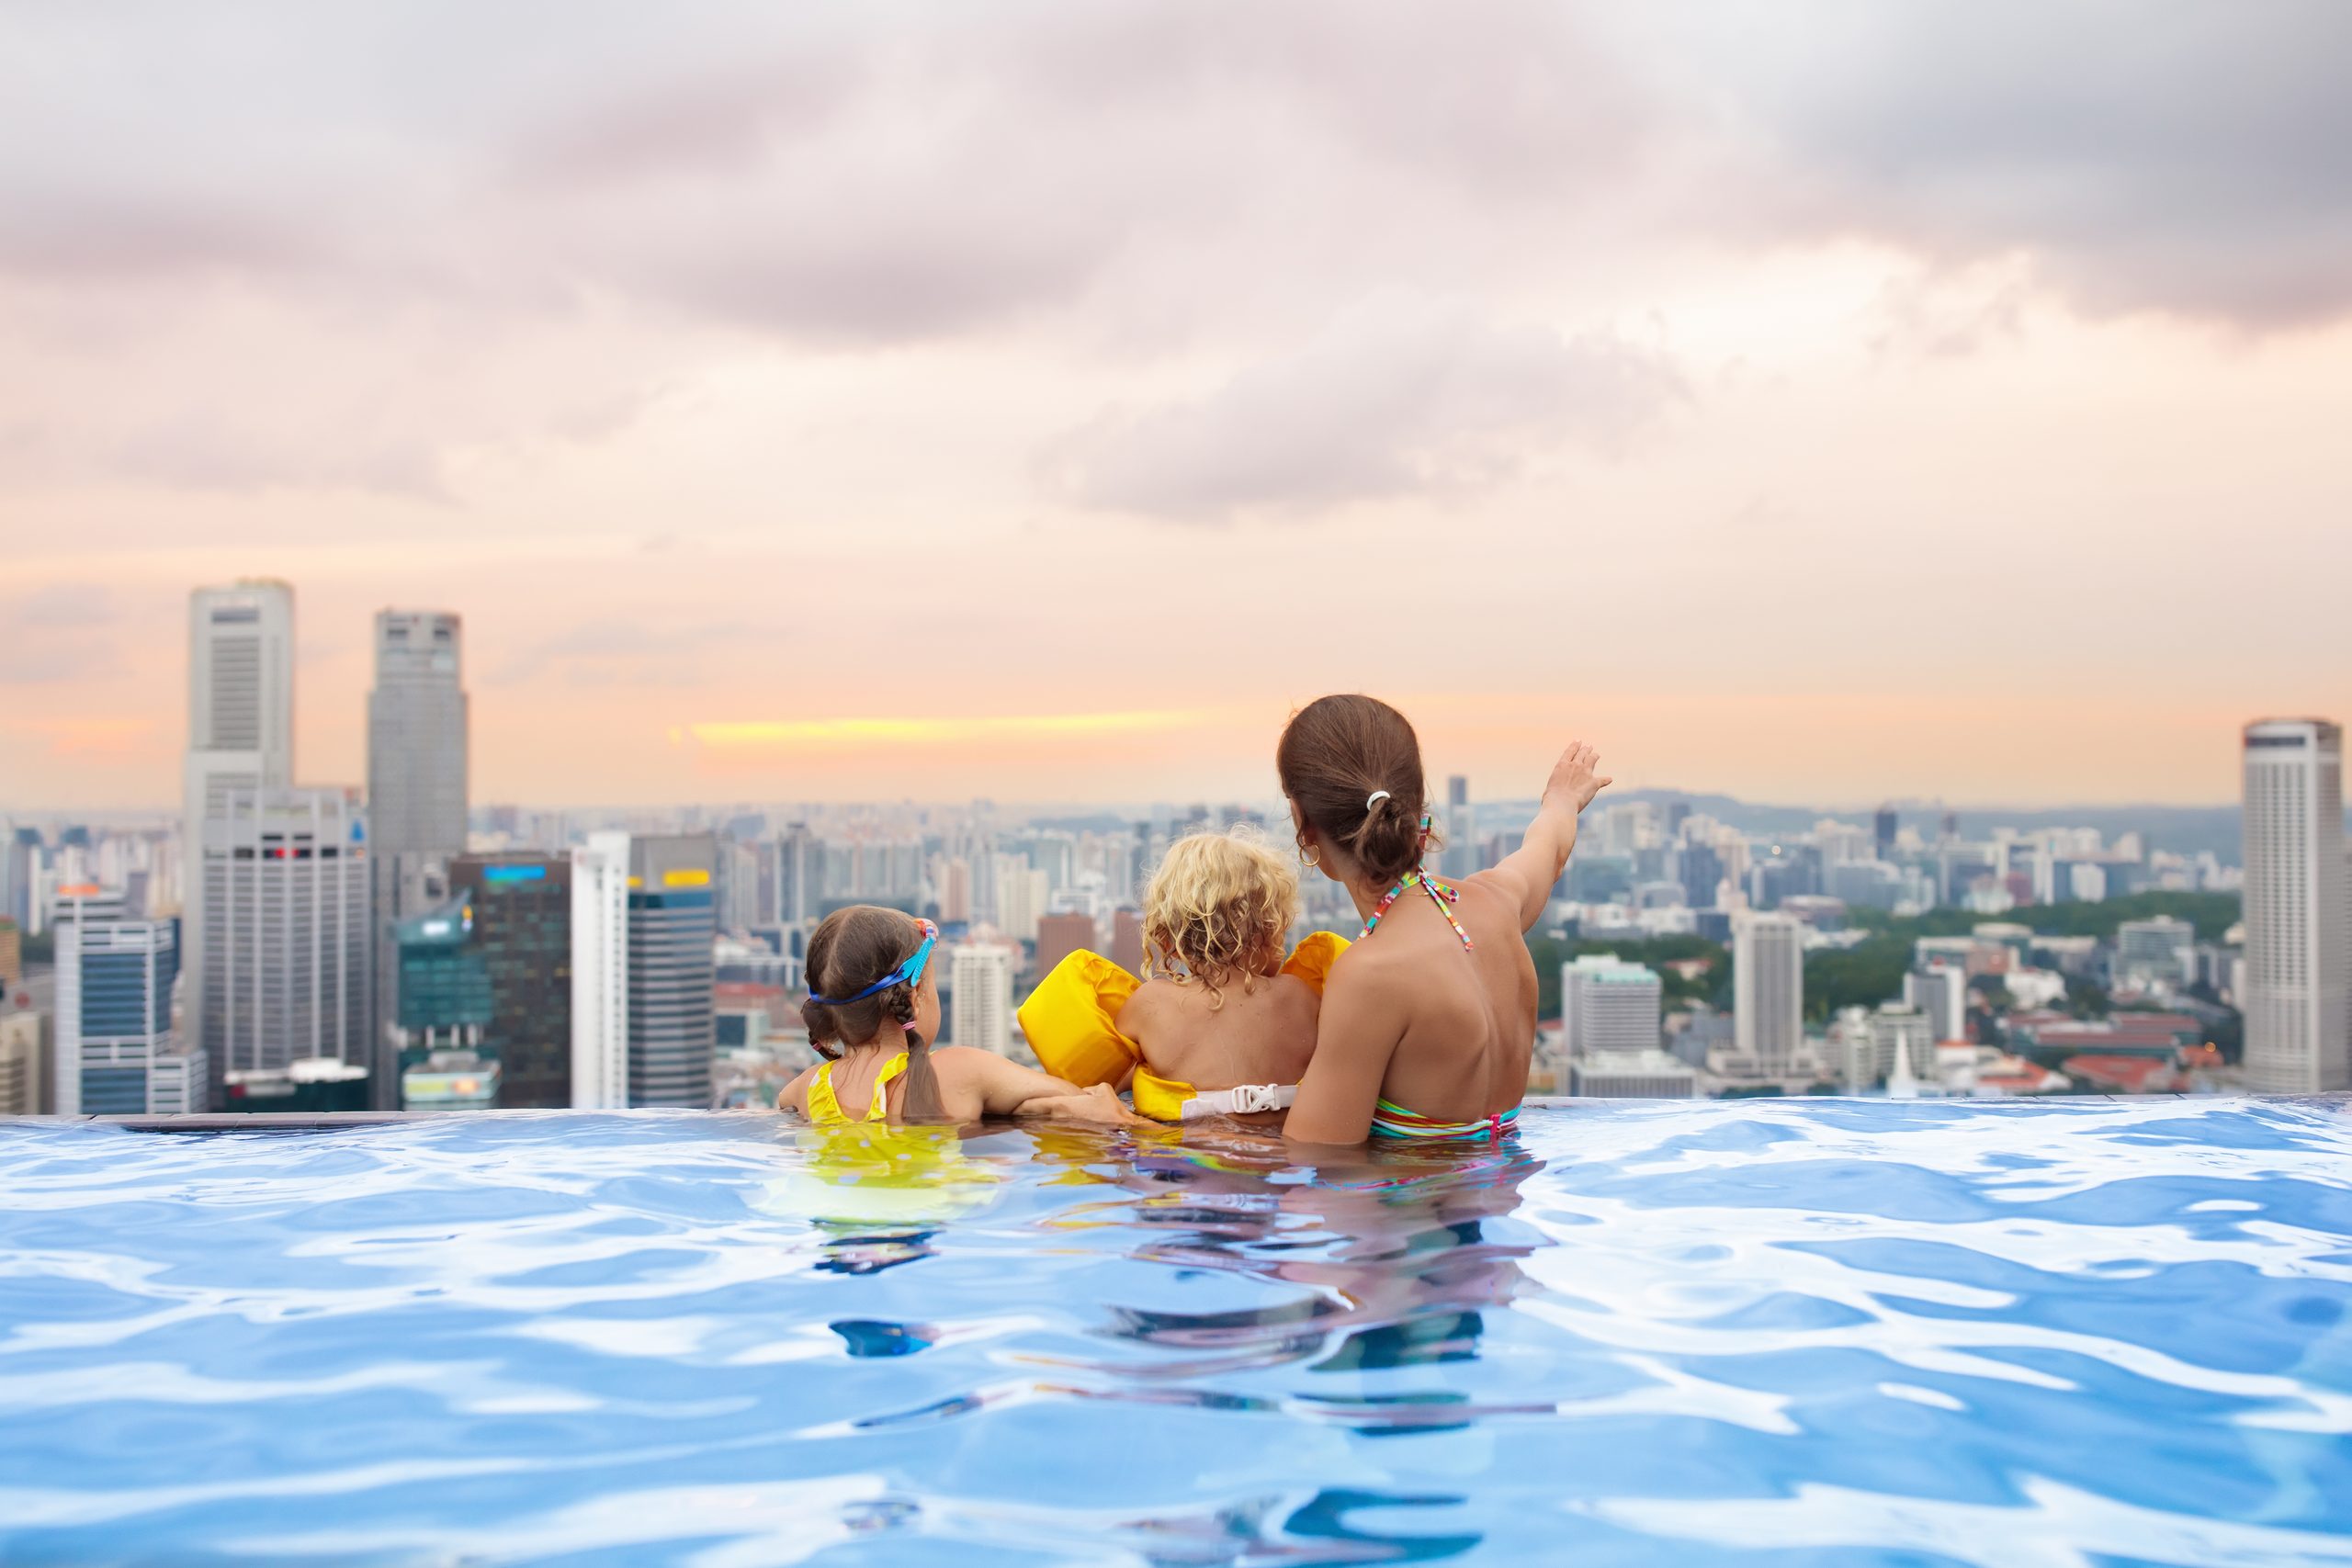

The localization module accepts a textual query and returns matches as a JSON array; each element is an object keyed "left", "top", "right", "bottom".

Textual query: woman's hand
[
  {"left": 1020, "top": 1083, "right": 1153, "bottom": 1128},
  {"left": 1543, "top": 739, "right": 1611, "bottom": 817}
]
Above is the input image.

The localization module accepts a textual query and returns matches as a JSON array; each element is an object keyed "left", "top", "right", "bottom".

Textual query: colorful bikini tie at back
[{"left": 1359, "top": 817, "right": 1474, "bottom": 950}]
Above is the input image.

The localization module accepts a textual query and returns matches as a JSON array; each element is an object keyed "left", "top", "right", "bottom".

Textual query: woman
[{"left": 1277, "top": 694, "right": 1609, "bottom": 1144}]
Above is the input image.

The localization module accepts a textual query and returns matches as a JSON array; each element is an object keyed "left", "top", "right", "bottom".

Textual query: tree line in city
[{"left": 1527, "top": 889, "right": 2242, "bottom": 1030}]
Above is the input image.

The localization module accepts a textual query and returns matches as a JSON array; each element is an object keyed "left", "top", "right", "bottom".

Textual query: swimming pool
[{"left": 2, "top": 1098, "right": 2347, "bottom": 1565}]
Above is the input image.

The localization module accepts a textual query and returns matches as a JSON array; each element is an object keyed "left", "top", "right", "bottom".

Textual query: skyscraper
[
  {"left": 628, "top": 834, "right": 718, "bottom": 1109},
  {"left": 949, "top": 942, "right": 1014, "bottom": 1055},
  {"left": 1869, "top": 1003, "right": 1937, "bottom": 1087},
  {"left": 1442, "top": 775, "right": 1474, "bottom": 878},
  {"left": 570, "top": 832, "right": 630, "bottom": 1110},
  {"left": 1562, "top": 955, "right": 1664, "bottom": 1055},
  {"left": 0, "top": 1006, "right": 44, "bottom": 1116},
  {"left": 366, "top": 611, "right": 469, "bottom": 1106},
  {"left": 1874, "top": 805, "right": 1899, "bottom": 862},
  {"left": 183, "top": 581, "right": 294, "bottom": 1060},
  {"left": 1035, "top": 911, "right": 1099, "bottom": 980},
  {"left": 1903, "top": 964, "right": 1969, "bottom": 1043},
  {"left": 2241, "top": 719, "right": 2348, "bottom": 1094},
  {"left": 1734, "top": 910, "right": 1805, "bottom": 1073},
  {"left": 198, "top": 787, "right": 370, "bottom": 1102},
  {"left": 54, "top": 898, "right": 177, "bottom": 1116},
  {"left": 450, "top": 853, "right": 574, "bottom": 1108}
]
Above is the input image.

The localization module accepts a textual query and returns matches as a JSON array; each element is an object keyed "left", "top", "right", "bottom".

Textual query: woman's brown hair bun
[{"left": 1276, "top": 694, "right": 1431, "bottom": 887}]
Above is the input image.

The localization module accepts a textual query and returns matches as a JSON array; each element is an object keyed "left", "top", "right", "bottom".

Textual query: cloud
[
  {"left": 488, "top": 618, "right": 777, "bottom": 690},
  {"left": 1639, "top": 0, "right": 2352, "bottom": 326},
  {"left": 1047, "top": 302, "right": 1686, "bottom": 522},
  {"left": 0, "top": 0, "right": 2345, "bottom": 513},
  {"left": 0, "top": 584, "right": 123, "bottom": 683}
]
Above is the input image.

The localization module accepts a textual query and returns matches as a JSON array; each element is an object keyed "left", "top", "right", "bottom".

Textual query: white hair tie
[{"left": 1365, "top": 790, "right": 1392, "bottom": 810}]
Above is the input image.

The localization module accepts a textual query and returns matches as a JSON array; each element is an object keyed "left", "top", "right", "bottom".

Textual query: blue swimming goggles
[{"left": 809, "top": 918, "right": 939, "bottom": 1006}]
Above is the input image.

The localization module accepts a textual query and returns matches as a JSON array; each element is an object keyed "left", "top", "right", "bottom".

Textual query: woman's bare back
[{"left": 1332, "top": 876, "right": 1536, "bottom": 1122}]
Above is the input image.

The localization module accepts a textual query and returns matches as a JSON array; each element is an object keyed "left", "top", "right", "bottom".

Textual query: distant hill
[{"left": 1468, "top": 789, "right": 2260, "bottom": 863}]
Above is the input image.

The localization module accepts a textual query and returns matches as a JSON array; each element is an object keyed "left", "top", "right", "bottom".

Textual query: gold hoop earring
[{"left": 1297, "top": 840, "right": 1321, "bottom": 869}]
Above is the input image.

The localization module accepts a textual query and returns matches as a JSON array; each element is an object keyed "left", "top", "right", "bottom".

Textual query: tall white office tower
[
  {"left": 2241, "top": 719, "right": 2348, "bottom": 1094},
  {"left": 54, "top": 898, "right": 177, "bottom": 1116},
  {"left": 949, "top": 943, "right": 1014, "bottom": 1055},
  {"left": 183, "top": 581, "right": 295, "bottom": 1062},
  {"left": 1734, "top": 911, "right": 1805, "bottom": 1073},
  {"left": 1561, "top": 955, "right": 1664, "bottom": 1055},
  {"left": 570, "top": 832, "right": 631, "bottom": 1110},
  {"left": 197, "top": 788, "right": 370, "bottom": 1101},
  {"left": 367, "top": 611, "right": 469, "bottom": 1106}
]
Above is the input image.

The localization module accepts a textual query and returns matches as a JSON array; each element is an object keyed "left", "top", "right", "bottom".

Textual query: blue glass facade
[
  {"left": 79, "top": 1066, "right": 147, "bottom": 1115},
  {"left": 80, "top": 947, "right": 175, "bottom": 1037}
]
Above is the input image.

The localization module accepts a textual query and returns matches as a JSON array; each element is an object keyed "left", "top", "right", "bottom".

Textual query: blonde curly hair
[{"left": 1142, "top": 827, "right": 1301, "bottom": 1007}]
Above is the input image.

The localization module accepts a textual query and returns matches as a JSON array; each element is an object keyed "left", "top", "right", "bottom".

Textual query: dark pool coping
[{"left": 3, "top": 1093, "right": 2345, "bottom": 1134}]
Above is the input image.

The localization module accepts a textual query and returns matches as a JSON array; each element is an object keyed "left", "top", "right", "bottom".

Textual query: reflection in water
[
  {"left": 3, "top": 1102, "right": 2347, "bottom": 1566},
  {"left": 760, "top": 1119, "right": 1003, "bottom": 1277},
  {"left": 1035, "top": 1129, "right": 1547, "bottom": 1451}
]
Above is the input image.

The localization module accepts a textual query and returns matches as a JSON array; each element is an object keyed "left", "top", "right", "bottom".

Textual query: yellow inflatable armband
[
  {"left": 1018, "top": 950, "right": 1144, "bottom": 1089},
  {"left": 1280, "top": 930, "right": 1349, "bottom": 991}
]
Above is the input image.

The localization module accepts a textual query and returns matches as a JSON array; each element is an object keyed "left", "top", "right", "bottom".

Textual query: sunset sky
[{"left": 4, "top": 3, "right": 2347, "bottom": 813}]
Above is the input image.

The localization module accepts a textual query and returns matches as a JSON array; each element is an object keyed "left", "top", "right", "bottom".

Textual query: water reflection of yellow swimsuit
[
  {"left": 770, "top": 1054, "right": 1002, "bottom": 1231},
  {"left": 1019, "top": 933, "right": 1347, "bottom": 1122}
]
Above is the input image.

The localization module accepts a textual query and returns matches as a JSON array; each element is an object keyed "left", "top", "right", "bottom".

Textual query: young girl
[
  {"left": 777, "top": 906, "right": 1136, "bottom": 1127},
  {"left": 1276, "top": 694, "right": 1609, "bottom": 1144},
  {"left": 1021, "top": 829, "right": 1346, "bottom": 1123}
]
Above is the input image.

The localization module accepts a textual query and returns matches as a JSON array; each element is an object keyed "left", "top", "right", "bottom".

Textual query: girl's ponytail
[{"left": 886, "top": 980, "right": 948, "bottom": 1122}]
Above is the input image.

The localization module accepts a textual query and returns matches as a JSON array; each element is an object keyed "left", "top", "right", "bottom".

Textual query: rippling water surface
[{"left": 3, "top": 1100, "right": 2349, "bottom": 1565}]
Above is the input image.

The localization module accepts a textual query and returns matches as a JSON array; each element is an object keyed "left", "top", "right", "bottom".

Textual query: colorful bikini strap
[{"left": 1359, "top": 817, "right": 1474, "bottom": 950}]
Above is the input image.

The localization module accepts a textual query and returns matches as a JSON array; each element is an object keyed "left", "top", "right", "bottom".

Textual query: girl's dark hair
[
  {"left": 1276, "top": 694, "right": 1432, "bottom": 886},
  {"left": 799, "top": 905, "right": 946, "bottom": 1121}
]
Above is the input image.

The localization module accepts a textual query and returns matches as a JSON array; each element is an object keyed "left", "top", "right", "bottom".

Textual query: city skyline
[{"left": 3, "top": 6, "right": 2349, "bottom": 812}]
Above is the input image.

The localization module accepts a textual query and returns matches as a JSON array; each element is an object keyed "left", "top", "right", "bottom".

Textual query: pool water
[{"left": 2, "top": 1099, "right": 2348, "bottom": 1565}]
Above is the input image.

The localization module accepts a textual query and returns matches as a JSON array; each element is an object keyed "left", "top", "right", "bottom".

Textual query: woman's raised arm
[{"left": 1471, "top": 739, "right": 1610, "bottom": 931}]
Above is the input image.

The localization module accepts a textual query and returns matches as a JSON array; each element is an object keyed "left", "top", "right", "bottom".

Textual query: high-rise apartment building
[
  {"left": 183, "top": 581, "right": 295, "bottom": 1060},
  {"left": 1869, "top": 1003, "right": 1937, "bottom": 1087},
  {"left": 54, "top": 901, "right": 177, "bottom": 1116},
  {"left": 197, "top": 787, "right": 370, "bottom": 1102},
  {"left": 390, "top": 894, "right": 500, "bottom": 1111},
  {"left": 1562, "top": 955, "right": 1664, "bottom": 1055},
  {"left": 2115, "top": 917, "right": 2196, "bottom": 987},
  {"left": 1035, "top": 912, "right": 1099, "bottom": 981},
  {"left": 0, "top": 1006, "right": 46, "bottom": 1116},
  {"left": 626, "top": 834, "right": 718, "bottom": 1108},
  {"left": 949, "top": 942, "right": 1014, "bottom": 1055},
  {"left": 1903, "top": 964, "right": 1969, "bottom": 1044},
  {"left": 1112, "top": 908, "right": 1146, "bottom": 976},
  {"left": 570, "top": 833, "right": 630, "bottom": 1110},
  {"left": 1442, "top": 775, "right": 1475, "bottom": 878},
  {"left": 0, "top": 917, "right": 19, "bottom": 987},
  {"left": 1734, "top": 911, "right": 1805, "bottom": 1073},
  {"left": 2241, "top": 719, "right": 2348, "bottom": 1094},
  {"left": 366, "top": 611, "right": 469, "bottom": 1105},
  {"left": 145, "top": 1049, "right": 209, "bottom": 1115},
  {"left": 451, "top": 853, "right": 573, "bottom": 1108},
  {"left": 994, "top": 854, "right": 1046, "bottom": 942}
]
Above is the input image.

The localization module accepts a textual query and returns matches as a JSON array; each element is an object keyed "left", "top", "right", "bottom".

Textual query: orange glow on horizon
[{"left": 673, "top": 709, "right": 1216, "bottom": 750}]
